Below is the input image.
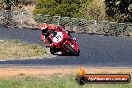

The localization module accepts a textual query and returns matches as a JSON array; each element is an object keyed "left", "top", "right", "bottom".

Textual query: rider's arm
[
  {"left": 40, "top": 32, "right": 53, "bottom": 47},
  {"left": 40, "top": 33, "right": 45, "bottom": 42}
]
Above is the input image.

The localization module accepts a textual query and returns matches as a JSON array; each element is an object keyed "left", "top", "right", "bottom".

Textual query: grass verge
[
  {"left": 0, "top": 74, "right": 131, "bottom": 88},
  {"left": 0, "top": 40, "right": 47, "bottom": 59}
]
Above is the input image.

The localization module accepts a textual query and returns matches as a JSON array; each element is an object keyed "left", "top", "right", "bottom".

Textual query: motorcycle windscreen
[{"left": 52, "top": 32, "right": 63, "bottom": 43}]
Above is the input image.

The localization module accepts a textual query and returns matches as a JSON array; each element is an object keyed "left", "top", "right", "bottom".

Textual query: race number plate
[{"left": 53, "top": 32, "right": 63, "bottom": 43}]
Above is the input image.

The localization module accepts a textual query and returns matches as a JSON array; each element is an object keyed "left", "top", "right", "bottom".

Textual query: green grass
[{"left": 0, "top": 74, "right": 131, "bottom": 88}]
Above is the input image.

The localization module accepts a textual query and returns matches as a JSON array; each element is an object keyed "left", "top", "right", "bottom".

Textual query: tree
[
  {"left": 79, "top": 0, "right": 106, "bottom": 21},
  {"left": 33, "top": 0, "right": 89, "bottom": 17},
  {"left": 105, "top": 0, "right": 132, "bottom": 22}
]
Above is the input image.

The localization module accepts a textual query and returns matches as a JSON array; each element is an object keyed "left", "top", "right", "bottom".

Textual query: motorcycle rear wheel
[{"left": 63, "top": 43, "right": 79, "bottom": 56}]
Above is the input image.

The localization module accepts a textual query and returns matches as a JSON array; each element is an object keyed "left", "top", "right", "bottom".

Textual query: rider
[
  {"left": 39, "top": 23, "right": 76, "bottom": 46},
  {"left": 39, "top": 23, "right": 56, "bottom": 46}
]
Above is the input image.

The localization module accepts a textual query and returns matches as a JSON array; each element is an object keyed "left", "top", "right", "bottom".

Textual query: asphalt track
[{"left": 0, "top": 26, "right": 132, "bottom": 66}]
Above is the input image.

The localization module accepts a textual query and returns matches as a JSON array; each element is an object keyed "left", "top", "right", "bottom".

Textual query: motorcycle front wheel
[{"left": 63, "top": 43, "right": 79, "bottom": 56}]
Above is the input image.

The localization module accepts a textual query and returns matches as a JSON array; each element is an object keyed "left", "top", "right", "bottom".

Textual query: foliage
[
  {"left": 79, "top": 0, "right": 106, "bottom": 21},
  {"left": 105, "top": 0, "right": 132, "bottom": 22},
  {"left": 3, "top": 0, "right": 36, "bottom": 5},
  {"left": 33, "top": 0, "right": 90, "bottom": 18},
  {"left": 128, "top": 4, "right": 132, "bottom": 12},
  {"left": 15, "top": 0, "right": 36, "bottom": 3}
]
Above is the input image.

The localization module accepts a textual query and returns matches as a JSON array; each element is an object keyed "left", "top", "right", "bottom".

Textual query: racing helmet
[{"left": 39, "top": 23, "right": 48, "bottom": 31}]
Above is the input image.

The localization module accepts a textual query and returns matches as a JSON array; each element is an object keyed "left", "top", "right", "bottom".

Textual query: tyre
[{"left": 63, "top": 43, "right": 79, "bottom": 56}]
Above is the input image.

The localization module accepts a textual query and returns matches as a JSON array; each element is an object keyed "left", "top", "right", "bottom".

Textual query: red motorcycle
[{"left": 45, "top": 29, "right": 80, "bottom": 56}]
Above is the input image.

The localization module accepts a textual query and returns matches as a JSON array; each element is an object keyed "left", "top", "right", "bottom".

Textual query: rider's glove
[{"left": 40, "top": 34, "right": 45, "bottom": 41}]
